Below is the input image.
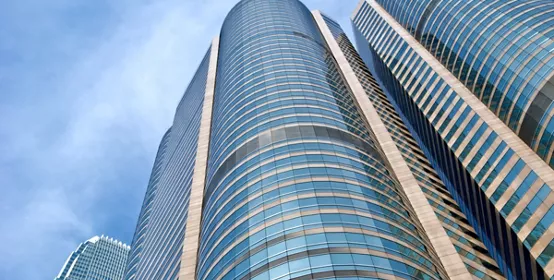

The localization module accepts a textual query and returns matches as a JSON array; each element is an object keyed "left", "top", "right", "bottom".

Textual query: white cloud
[{"left": 0, "top": 1, "right": 222, "bottom": 278}]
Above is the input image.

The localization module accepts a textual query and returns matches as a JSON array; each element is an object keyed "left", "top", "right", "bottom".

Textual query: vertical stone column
[
  {"left": 313, "top": 10, "right": 473, "bottom": 280},
  {"left": 178, "top": 36, "right": 219, "bottom": 280}
]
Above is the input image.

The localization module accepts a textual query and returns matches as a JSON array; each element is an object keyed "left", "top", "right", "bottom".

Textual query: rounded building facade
[
  {"left": 376, "top": 0, "right": 554, "bottom": 168},
  {"left": 197, "top": 0, "right": 445, "bottom": 279}
]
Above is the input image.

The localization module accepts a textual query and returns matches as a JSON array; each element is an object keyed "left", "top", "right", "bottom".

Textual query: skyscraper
[
  {"left": 124, "top": 129, "right": 171, "bottom": 279},
  {"left": 320, "top": 12, "right": 504, "bottom": 279},
  {"left": 124, "top": 0, "right": 545, "bottom": 279},
  {"left": 352, "top": 0, "right": 554, "bottom": 279},
  {"left": 55, "top": 236, "right": 130, "bottom": 280}
]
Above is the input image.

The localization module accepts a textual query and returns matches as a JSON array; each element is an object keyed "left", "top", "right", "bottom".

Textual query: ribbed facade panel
[
  {"left": 124, "top": 128, "right": 171, "bottom": 280},
  {"left": 352, "top": 1, "right": 554, "bottom": 279},
  {"left": 374, "top": 0, "right": 554, "bottom": 169},
  {"left": 321, "top": 13, "right": 503, "bottom": 279}
]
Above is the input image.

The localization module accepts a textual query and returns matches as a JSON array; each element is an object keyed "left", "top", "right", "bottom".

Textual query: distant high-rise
[
  {"left": 55, "top": 236, "right": 129, "bottom": 280},
  {"left": 352, "top": 0, "right": 554, "bottom": 279},
  {"left": 123, "top": 0, "right": 554, "bottom": 279}
]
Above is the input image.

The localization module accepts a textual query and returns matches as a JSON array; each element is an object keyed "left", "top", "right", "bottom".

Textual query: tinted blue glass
[
  {"left": 459, "top": 124, "right": 489, "bottom": 162},
  {"left": 513, "top": 185, "right": 551, "bottom": 233},
  {"left": 352, "top": 2, "right": 551, "bottom": 278},
  {"left": 481, "top": 150, "right": 514, "bottom": 192},
  {"left": 501, "top": 172, "right": 538, "bottom": 217},
  {"left": 386, "top": 0, "right": 554, "bottom": 169},
  {"left": 125, "top": 48, "right": 212, "bottom": 279},
  {"left": 451, "top": 116, "right": 479, "bottom": 150},
  {"left": 467, "top": 132, "right": 498, "bottom": 172},
  {"left": 475, "top": 142, "right": 507, "bottom": 183},
  {"left": 197, "top": 1, "right": 442, "bottom": 279},
  {"left": 490, "top": 160, "right": 525, "bottom": 203},
  {"left": 124, "top": 129, "right": 172, "bottom": 279},
  {"left": 525, "top": 206, "right": 554, "bottom": 248}
]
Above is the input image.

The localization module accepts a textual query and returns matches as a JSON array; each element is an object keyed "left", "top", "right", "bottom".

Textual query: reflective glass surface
[
  {"left": 198, "top": 0, "right": 443, "bottom": 279},
  {"left": 376, "top": 0, "right": 554, "bottom": 169},
  {"left": 124, "top": 48, "right": 212, "bottom": 280},
  {"left": 352, "top": 2, "right": 554, "bottom": 279}
]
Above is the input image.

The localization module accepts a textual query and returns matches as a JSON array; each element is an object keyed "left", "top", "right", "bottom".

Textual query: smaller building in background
[{"left": 55, "top": 235, "right": 130, "bottom": 280}]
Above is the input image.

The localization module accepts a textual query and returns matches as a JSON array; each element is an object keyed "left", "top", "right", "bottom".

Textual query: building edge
[
  {"left": 352, "top": 0, "right": 554, "bottom": 278},
  {"left": 178, "top": 36, "right": 220, "bottom": 280},
  {"left": 313, "top": 10, "right": 473, "bottom": 280},
  {"left": 361, "top": 3, "right": 554, "bottom": 275},
  {"left": 361, "top": 0, "right": 554, "bottom": 189}
]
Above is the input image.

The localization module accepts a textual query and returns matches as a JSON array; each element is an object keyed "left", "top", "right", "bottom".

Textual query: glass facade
[
  {"left": 123, "top": 47, "right": 213, "bottom": 280},
  {"left": 352, "top": 0, "right": 554, "bottom": 279},
  {"left": 199, "top": 0, "right": 443, "bottom": 279},
  {"left": 125, "top": 0, "right": 535, "bottom": 279},
  {"left": 55, "top": 236, "right": 130, "bottom": 280},
  {"left": 322, "top": 13, "right": 503, "bottom": 279},
  {"left": 373, "top": 0, "right": 554, "bottom": 169},
  {"left": 124, "top": 129, "right": 171, "bottom": 280}
]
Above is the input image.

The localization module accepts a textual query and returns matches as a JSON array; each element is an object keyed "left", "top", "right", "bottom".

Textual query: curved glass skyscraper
[
  {"left": 123, "top": 0, "right": 538, "bottom": 279},
  {"left": 199, "top": 1, "right": 444, "bottom": 279}
]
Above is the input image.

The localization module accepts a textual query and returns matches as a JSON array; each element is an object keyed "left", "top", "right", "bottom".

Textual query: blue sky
[{"left": 0, "top": 0, "right": 358, "bottom": 278}]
